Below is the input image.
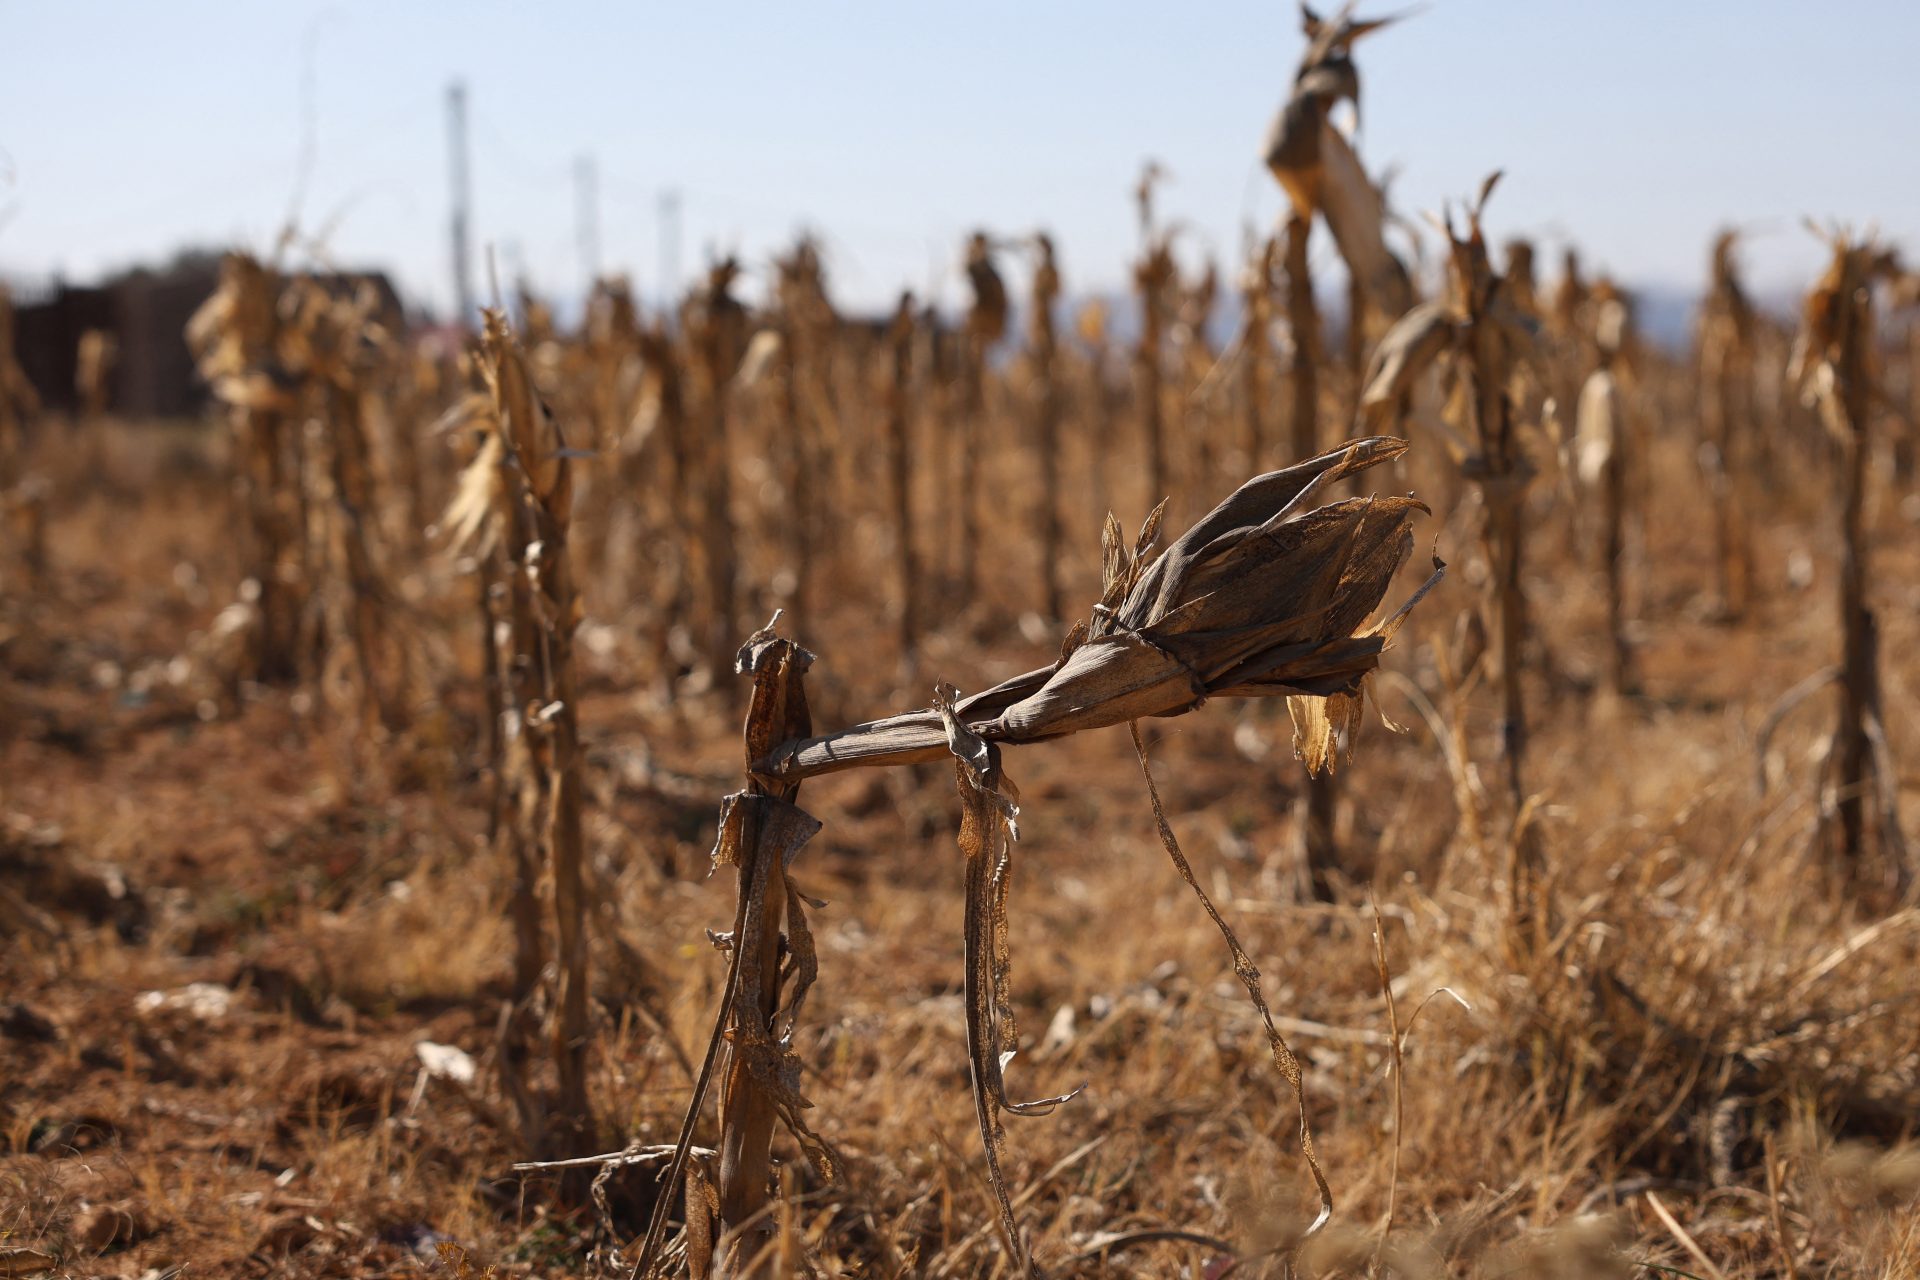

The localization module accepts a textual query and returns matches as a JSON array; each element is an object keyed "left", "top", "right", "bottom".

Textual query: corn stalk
[
  {"left": 688, "top": 262, "right": 747, "bottom": 701},
  {"left": 1239, "top": 233, "right": 1277, "bottom": 469},
  {"left": 1574, "top": 285, "right": 1636, "bottom": 695},
  {"left": 439, "top": 394, "right": 547, "bottom": 1033},
  {"left": 639, "top": 439, "right": 1442, "bottom": 1276},
  {"left": 1789, "top": 233, "right": 1910, "bottom": 894},
  {"left": 773, "top": 240, "right": 838, "bottom": 627},
  {"left": 282, "top": 279, "right": 409, "bottom": 739},
  {"left": 1455, "top": 185, "right": 1536, "bottom": 874},
  {"left": 1029, "top": 234, "right": 1066, "bottom": 621},
  {"left": 1698, "top": 231, "right": 1757, "bottom": 619},
  {"left": 959, "top": 232, "right": 1008, "bottom": 605},
  {"left": 1277, "top": 216, "right": 1342, "bottom": 893},
  {"left": 635, "top": 323, "right": 696, "bottom": 698},
  {"left": 1263, "top": 3, "right": 1415, "bottom": 341},
  {"left": 1133, "top": 169, "right": 1174, "bottom": 513},
  {"left": 186, "top": 255, "right": 306, "bottom": 684},
  {"left": 884, "top": 293, "right": 920, "bottom": 666},
  {"left": 479, "top": 309, "right": 594, "bottom": 1157},
  {"left": 1361, "top": 175, "right": 1543, "bottom": 910},
  {"left": 637, "top": 620, "right": 837, "bottom": 1278}
]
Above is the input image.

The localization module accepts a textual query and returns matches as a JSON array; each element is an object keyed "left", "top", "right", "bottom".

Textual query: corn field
[{"left": 4, "top": 8, "right": 1920, "bottom": 1280}]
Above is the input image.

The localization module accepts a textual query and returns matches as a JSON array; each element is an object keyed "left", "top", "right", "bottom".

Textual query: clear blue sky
[{"left": 3, "top": 1, "right": 1916, "bottom": 317}]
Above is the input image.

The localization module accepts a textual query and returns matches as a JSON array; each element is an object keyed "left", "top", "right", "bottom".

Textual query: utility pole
[
  {"left": 658, "top": 187, "right": 682, "bottom": 311},
  {"left": 574, "top": 153, "right": 600, "bottom": 293},
  {"left": 446, "top": 80, "right": 474, "bottom": 331}
]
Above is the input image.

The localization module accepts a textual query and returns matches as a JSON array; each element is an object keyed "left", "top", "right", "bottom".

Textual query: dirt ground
[{"left": 4, "top": 402, "right": 1919, "bottom": 1279}]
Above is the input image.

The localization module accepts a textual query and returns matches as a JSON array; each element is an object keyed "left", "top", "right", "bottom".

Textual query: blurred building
[{"left": 10, "top": 253, "right": 402, "bottom": 419}]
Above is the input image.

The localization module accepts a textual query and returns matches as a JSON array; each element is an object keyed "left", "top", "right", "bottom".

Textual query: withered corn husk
[
  {"left": 1262, "top": 5, "right": 1384, "bottom": 219},
  {"left": 756, "top": 436, "right": 1436, "bottom": 780},
  {"left": 1262, "top": 5, "right": 1412, "bottom": 321}
]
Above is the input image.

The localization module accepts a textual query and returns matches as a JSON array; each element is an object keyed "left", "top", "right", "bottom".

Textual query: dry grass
[{"left": 4, "top": 379, "right": 1918, "bottom": 1277}]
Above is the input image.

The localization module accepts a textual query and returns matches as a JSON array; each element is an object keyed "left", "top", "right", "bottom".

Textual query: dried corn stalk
[
  {"left": 634, "top": 322, "right": 697, "bottom": 695},
  {"left": 437, "top": 392, "right": 547, "bottom": 1027},
  {"left": 1544, "top": 249, "right": 1592, "bottom": 535},
  {"left": 1134, "top": 165, "right": 1177, "bottom": 512},
  {"left": 1262, "top": 3, "right": 1414, "bottom": 341},
  {"left": 1502, "top": 238, "right": 1552, "bottom": 494},
  {"left": 644, "top": 440, "right": 1438, "bottom": 1276},
  {"left": 1788, "top": 232, "right": 1909, "bottom": 891},
  {"left": 1275, "top": 191, "right": 1342, "bottom": 893},
  {"left": 959, "top": 230, "right": 1008, "bottom": 602},
  {"left": 1029, "top": 233, "right": 1066, "bottom": 621},
  {"left": 771, "top": 238, "right": 840, "bottom": 625},
  {"left": 637, "top": 622, "right": 839, "bottom": 1279},
  {"left": 186, "top": 254, "right": 306, "bottom": 683},
  {"left": 686, "top": 260, "right": 748, "bottom": 698},
  {"left": 478, "top": 309, "right": 595, "bottom": 1155},
  {"left": 1239, "top": 233, "right": 1278, "bottom": 469},
  {"left": 884, "top": 292, "right": 920, "bottom": 663},
  {"left": 1697, "top": 230, "right": 1758, "bottom": 618},
  {"left": 576, "top": 275, "right": 645, "bottom": 604},
  {"left": 279, "top": 278, "right": 410, "bottom": 738},
  {"left": 1358, "top": 175, "right": 1543, "bottom": 902},
  {"left": 1283, "top": 216, "right": 1323, "bottom": 465},
  {"left": 879, "top": 293, "right": 921, "bottom": 671},
  {"left": 1905, "top": 300, "right": 1920, "bottom": 482},
  {"left": 1450, "top": 185, "right": 1536, "bottom": 846},
  {"left": 1550, "top": 248, "right": 1587, "bottom": 343},
  {"left": 189, "top": 263, "right": 422, "bottom": 740},
  {"left": 1574, "top": 283, "right": 1637, "bottom": 694},
  {"left": 1503, "top": 238, "right": 1539, "bottom": 319},
  {"left": 1178, "top": 260, "right": 1225, "bottom": 487}
]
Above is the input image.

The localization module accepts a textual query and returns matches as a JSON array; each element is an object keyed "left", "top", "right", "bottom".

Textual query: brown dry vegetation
[
  {"left": 6, "top": 279, "right": 1920, "bottom": 1277},
  {"left": 6, "top": 34, "right": 1920, "bottom": 1280}
]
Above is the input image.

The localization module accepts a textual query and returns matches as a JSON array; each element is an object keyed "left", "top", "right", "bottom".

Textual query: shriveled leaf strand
[{"left": 1128, "top": 720, "right": 1333, "bottom": 1240}]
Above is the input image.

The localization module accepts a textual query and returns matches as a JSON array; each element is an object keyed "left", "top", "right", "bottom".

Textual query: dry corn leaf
[
  {"left": 938, "top": 683, "right": 1080, "bottom": 1276},
  {"left": 439, "top": 428, "right": 507, "bottom": 557},
  {"left": 1358, "top": 301, "right": 1456, "bottom": 430},
  {"left": 758, "top": 437, "right": 1436, "bottom": 780},
  {"left": 1575, "top": 368, "right": 1620, "bottom": 487},
  {"left": 481, "top": 309, "right": 569, "bottom": 516},
  {"left": 1263, "top": 3, "right": 1411, "bottom": 321},
  {"left": 1317, "top": 118, "right": 1414, "bottom": 318}
]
